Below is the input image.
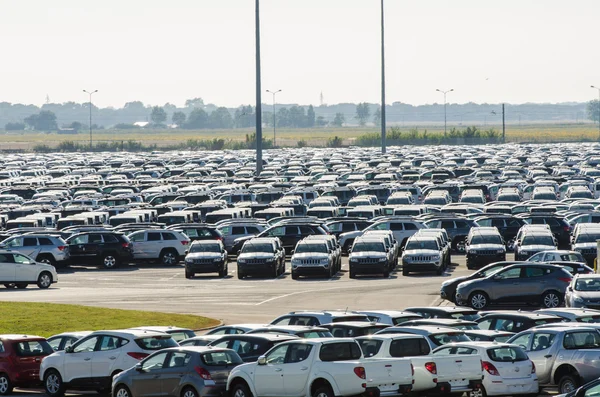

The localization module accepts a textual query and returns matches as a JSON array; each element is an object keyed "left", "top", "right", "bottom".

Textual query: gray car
[
  {"left": 112, "top": 346, "right": 243, "bottom": 397},
  {"left": 456, "top": 263, "right": 573, "bottom": 309},
  {"left": 565, "top": 274, "right": 600, "bottom": 309},
  {"left": 0, "top": 234, "right": 70, "bottom": 267},
  {"left": 184, "top": 240, "right": 228, "bottom": 278}
]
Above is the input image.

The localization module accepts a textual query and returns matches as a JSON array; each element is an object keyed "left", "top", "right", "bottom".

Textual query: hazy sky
[{"left": 2, "top": 0, "right": 599, "bottom": 108}]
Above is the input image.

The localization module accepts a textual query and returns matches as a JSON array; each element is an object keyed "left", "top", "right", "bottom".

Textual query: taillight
[
  {"left": 181, "top": 240, "right": 190, "bottom": 245},
  {"left": 531, "top": 361, "right": 536, "bottom": 374},
  {"left": 122, "top": 242, "right": 131, "bottom": 249},
  {"left": 354, "top": 366, "right": 366, "bottom": 379},
  {"left": 194, "top": 366, "right": 212, "bottom": 380},
  {"left": 558, "top": 277, "right": 572, "bottom": 283},
  {"left": 411, "top": 363, "right": 414, "bottom": 376},
  {"left": 425, "top": 362, "right": 437, "bottom": 374},
  {"left": 57, "top": 246, "right": 66, "bottom": 251},
  {"left": 563, "top": 225, "right": 570, "bottom": 232},
  {"left": 482, "top": 361, "right": 499, "bottom": 376},
  {"left": 127, "top": 352, "right": 149, "bottom": 360},
  {"left": 216, "top": 237, "right": 223, "bottom": 241}
]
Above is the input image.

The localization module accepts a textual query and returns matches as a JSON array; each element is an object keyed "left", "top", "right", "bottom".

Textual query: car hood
[
  {"left": 238, "top": 253, "right": 275, "bottom": 260},
  {"left": 350, "top": 251, "right": 387, "bottom": 258},
  {"left": 573, "top": 243, "right": 598, "bottom": 249},
  {"left": 186, "top": 252, "right": 222, "bottom": 259},
  {"left": 520, "top": 244, "right": 556, "bottom": 251},
  {"left": 292, "top": 253, "right": 329, "bottom": 260},
  {"left": 340, "top": 231, "right": 363, "bottom": 240},
  {"left": 573, "top": 291, "right": 600, "bottom": 299},
  {"left": 442, "top": 275, "right": 471, "bottom": 287},
  {"left": 469, "top": 244, "right": 505, "bottom": 250},
  {"left": 403, "top": 249, "right": 440, "bottom": 256}
]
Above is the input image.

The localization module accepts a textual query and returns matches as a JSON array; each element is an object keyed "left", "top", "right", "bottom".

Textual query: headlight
[
  {"left": 320, "top": 258, "right": 329, "bottom": 264},
  {"left": 378, "top": 257, "right": 387, "bottom": 262},
  {"left": 213, "top": 257, "right": 221, "bottom": 262},
  {"left": 520, "top": 251, "right": 528, "bottom": 256},
  {"left": 403, "top": 256, "right": 412, "bottom": 262},
  {"left": 467, "top": 250, "right": 475, "bottom": 255},
  {"left": 573, "top": 295, "right": 584, "bottom": 303},
  {"left": 185, "top": 259, "right": 193, "bottom": 264},
  {"left": 432, "top": 255, "right": 440, "bottom": 260},
  {"left": 238, "top": 258, "right": 246, "bottom": 263},
  {"left": 497, "top": 249, "right": 505, "bottom": 254},
  {"left": 266, "top": 258, "right": 275, "bottom": 263}
]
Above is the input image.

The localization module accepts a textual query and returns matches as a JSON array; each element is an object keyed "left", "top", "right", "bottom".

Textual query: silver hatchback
[
  {"left": 112, "top": 346, "right": 243, "bottom": 397},
  {"left": 0, "top": 234, "right": 70, "bottom": 267}
]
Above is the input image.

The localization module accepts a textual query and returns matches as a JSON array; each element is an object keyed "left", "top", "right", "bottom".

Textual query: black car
[
  {"left": 440, "top": 261, "right": 525, "bottom": 303},
  {"left": 476, "top": 311, "right": 563, "bottom": 333},
  {"left": 472, "top": 215, "right": 526, "bottom": 241},
  {"left": 514, "top": 214, "right": 572, "bottom": 247},
  {"left": 324, "top": 219, "right": 371, "bottom": 238},
  {"left": 322, "top": 322, "right": 390, "bottom": 337},
  {"left": 168, "top": 224, "right": 224, "bottom": 242},
  {"left": 207, "top": 333, "right": 298, "bottom": 362},
  {"left": 233, "top": 222, "right": 328, "bottom": 255},
  {"left": 404, "top": 306, "right": 480, "bottom": 321},
  {"left": 66, "top": 231, "right": 133, "bottom": 269},
  {"left": 463, "top": 330, "right": 514, "bottom": 342}
]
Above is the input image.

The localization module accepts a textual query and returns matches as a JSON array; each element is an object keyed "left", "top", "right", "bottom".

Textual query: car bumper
[
  {"left": 376, "top": 383, "right": 412, "bottom": 396},
  {"left": 238, "top": 262, "right": 278, "bottom": 274},
  {"left": 466, "top": 254, "right": 505, "bottom": 267},
  {"left": 292, "top": 265, "right": 330, "bottom": 275},
  {"left": 402, "top": 261, "right": 442, "bottom": 272},
  {"left": 186, "top": 262, "right": 225, "bottom": 273},
  {"left": 350, "top": 262, "right": 388, "bottom": 275},
  {"left": 483, "top": 377, "right": 538, "bottom": 396},
  {"left": 440, "top": 286, "right": 456, "bottom": 302}
]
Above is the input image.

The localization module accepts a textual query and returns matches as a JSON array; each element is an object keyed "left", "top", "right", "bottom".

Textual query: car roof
[
  {"left": 212, "top": 333, "right": 299, "bottom": 342},
  {"left": 406, "top": 306, "right": 478, "bottom": 313},
  {"left": 87, "top": 329, "right": 171, "bottom": 338},
  {"left": 359, "top": 310, "right": 423, "bottom": 318},
  {"left": 478, "top": 311, "right": 561, "bottom": 320},
  {"left": 380, "top": 325, "right": 464, "bottom": 334},
  {"left": 323, "top": 321, "right": 388, "bottom": 328},
  {"left": 0, "top": 334, "right": 46, "bottom": 341},
  {"left": 129, "top": 326, "right": 193, "bottom": 333}
]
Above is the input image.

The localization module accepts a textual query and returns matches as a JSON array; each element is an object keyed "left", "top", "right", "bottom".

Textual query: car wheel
[
  {"left": 558, "top": 375, "right": 580, "bottom": 394},
  {"left": 402, "top": 268, "right": 409, "bottom": 276},
  {"left": 349, "top": 269, "right": 356, "bottom": 279},
  {"left": 436, "top": 266, "right": 444, "bottom": 275},
  {"left": 313, "top": 386, "right": 334, "bottom": 397},
  {"left": 0, "top": 373, "right": 13, "bottom": 396},
  {"left": 181, "top": 386, "right": 198, "bottom": 397},
  {"left": 44, "top": 369, "right": 65, "bottom": 397},
  {"left": 15, "top": 283, "right": 27, "bottom": 289},
  {"left": 383, "top": 270, "right": 390, "bottom": 278},
  {"left": 102, "top": 254, "right": 119, "bottom": 269},
  {"left": 114, "top": 385, "right": 131, "bottom": 397},
  {"left": 237, "top": 270, "right": 245, "bottom": 279},
  {"left": 185, "top": 270, "right": 194, "bottom": 279},
  {"left": 37, "top": 271, "right": 52, "bottom": 289},
  {"left": 468, "top": 387, "right": 487, "bottom": 397},
  {"left": 291, "top": 271, "right": 299, "bottom": 280},
  {"left": 160, "top": 250, "right": 178, "bottom": 266},
  {"left": 37, "top": 255, "right": 56, "bottom": 266},
  {"left": 219, "top": 264, "right": 227, "bottom": 278},
  {"left": 231, "top": 382, "right": 251, "bottom": 397},
  {"left": 542, "top": 290, "right": 562, "bottom": 308},
  {"left": 3, "top": 284, "right": 15, "bottom": 289},
  {"left": 469, "top": 291, "right": 489, "bottom": 309}
]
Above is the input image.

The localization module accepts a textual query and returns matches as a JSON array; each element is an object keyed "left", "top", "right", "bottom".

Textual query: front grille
[
  {"left": 410, "top": 256, "right": 433, "bottom": 262},
  {"left": 581, "top": 249, "right": 597, "bottom": 255},
  {"left": 474, "top": 250, "right": 499, "bottom": 256},
  {"left": 300, "top": 259, "right": 324, "bottom": 266},
  {"left": 358, "top": 258, "right": 381, "bottom": 264},
  {"left": 246, "top": 258, "right": 267, "bottom": 265},
  {"left": 192, "top": 258, "right": 214, "bottom": 264}
]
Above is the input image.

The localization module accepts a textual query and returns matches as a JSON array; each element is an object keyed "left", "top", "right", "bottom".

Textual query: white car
[
  {"left": 40, "top": 329, "right": 178, "bottom": 397},
  {"left": 432, "top": 342, "right": 538, "bottom": 397},
  {"left": 0, "top": 250, "right": 58, "bottom": 289},
  {"left": 127, "top": 229, "right": 190, "bottom": 265}
]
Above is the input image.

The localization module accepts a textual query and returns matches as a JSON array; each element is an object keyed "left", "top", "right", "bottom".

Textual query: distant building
[{"left": 133, "top": 121, "right": 150, "bottom": 128}]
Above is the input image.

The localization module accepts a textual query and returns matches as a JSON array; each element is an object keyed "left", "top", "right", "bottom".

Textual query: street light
[
  {"left": 266, "top": 89, "right": 281, "bottom": 147},
  {"left": 83, "top": 89, "right": 98, "bottom": 149},
  {"left": 436, "top": 88, "right": 454, "bottom": 134},
  {"left": 592, "top": 85, "right": 600, "bottom": 140}
]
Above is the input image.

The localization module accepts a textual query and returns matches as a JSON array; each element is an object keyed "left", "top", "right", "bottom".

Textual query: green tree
[
  {"left": 588, "top": 99, "right": 600, "bottom": 123},
  {"left": 150, "top": 106, "right": 167, "bottom": 125},
  {"left": 185, "top": 108, "right": 209, "bottom": 129},
  {"left": 306, "top": 105, "right": 316, "bottom": 128},
  {"left": 288, "top": 106, "right": 307, "bottom": 127},
  {"left": 185, "top": 97, "right": 204, "bottom": 108},
  {"left": 276, "top": 108, "right": 290, "bottom": 127},
  {"left": 172, "top": 111, "right": 186, "bottom": 126},
  {"left": 209, "top": 107, "right": 234, "bottom": 129},
  {"left": 355, "top": 103, "right": 370, "bottom": 126},
  {"left": 316, "top": 116, "right": 328, "bottom": 127},
  {"left": 332, "top": 112, "right": 345, "bottom": 127},
  {"left": 234, "top": 105, "right": 255, "bottom": 128},
  {"left": 373, "top": 106, "right": 381, "bottom": 127},
  {"left": 24, "top": 110, "right": 57, "bottom": 131},
  {"left": 68, "top": 121, "right": 83, "bottom": 131},
  {"left": 5, "top": 122, "right": 25, "bottom": 131}
]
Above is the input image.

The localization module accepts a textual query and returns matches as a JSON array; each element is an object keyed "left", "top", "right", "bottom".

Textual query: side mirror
[
  {"left": 135, "top": 363, "right": 143, "bottom": 372},
  {"left": 291, "top": 250, "right": 295, "bottom": 255},
  {"left": 65, "top": 346, "right": 74, "bottom": 353},
  {"left": 568, "top": 286, "right": 573, "bottom": 291},
  {"left": 348, "top": 249, "right": 352, "bottom": 254},
  {"left": 257, "top": 356, "right": 267, "bottom": 365}
]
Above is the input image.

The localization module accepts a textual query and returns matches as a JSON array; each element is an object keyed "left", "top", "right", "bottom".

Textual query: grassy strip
[{"left": 0, "top": 302, "right": 219, "bottom": 337}]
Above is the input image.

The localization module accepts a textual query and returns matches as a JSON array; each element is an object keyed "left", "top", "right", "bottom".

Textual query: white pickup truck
[
  {"left": 226, "top": 338, "right": 413, "bottom": 397},
  {"left": 356, "top": 334, "right": 484, "bottom": 395}
]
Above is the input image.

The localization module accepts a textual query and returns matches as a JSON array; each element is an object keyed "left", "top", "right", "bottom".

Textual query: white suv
[
  {"left": 41, "top": 329, "right": 178, "bottom": 397},
  {"left": 127, "top": 230, "right": 190, "bottom": 265},
  {"left": 0, "top": 250, "right": 58, "bottom": 289}
]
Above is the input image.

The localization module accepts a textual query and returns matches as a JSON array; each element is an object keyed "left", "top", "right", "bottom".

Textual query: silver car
[
  {"left": 127, "top": 229, "right": 190, "bottom": 265},
  {"left": 0, "top": 234, "right": 70, "bottom": 267},
  {"left": 112, "top": 346, "right": 243, "bottom": 397},
  {"left": 565, "top": 274, "right": 600, "bottom": 309}
]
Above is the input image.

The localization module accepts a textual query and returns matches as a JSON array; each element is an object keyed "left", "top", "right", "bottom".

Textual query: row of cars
[{"left": 6, "top": 306, "right": 600, "bottom": 397}]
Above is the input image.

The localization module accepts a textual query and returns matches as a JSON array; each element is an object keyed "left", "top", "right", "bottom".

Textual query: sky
[{"left": 1, "top": 0, "right": 599, "bottom": 108}]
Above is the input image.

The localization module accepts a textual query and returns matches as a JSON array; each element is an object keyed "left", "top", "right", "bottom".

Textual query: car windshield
[
  {"left": 578, "top": 316, "right": 600, "bottom": 323},
  {"left": 522, "top": 235, "right": 554, "bottom": 246},
  {"left": 471, "top": 235, "right": 502, "bottom": 245},
  {"left": 190, "top": 243, "right": 221, "bottom": 253},
  {"left": 357, "top": 339, "right": 383, "bottom": 357},
  {"left": 560, "top": 253, "right": 585, "bottom": 262},
  {"left": 575, "top": 234, "right": 600, "bottom": 244},
  {"left": 450, "top": 312, "right": 481, "bottom": 321},
  {"left": 295, "top": 243, "right": 328, "bottom": 254},
  {"left": 242, "top": 244, "right": 273, "bottom": 253},
  {"left": 201, "top": 351, "right": 243, "bottom": 366},
  {"left": 487, "top": 346, "right": 528, "bottom": 362},
  {"left": 135, "top": 336, "right": 178, "bottom": 350},
  {"left": 405, "top": 240, "right": 438, "bottom": 251},
  {"left": 353, "top": 242, "right": 385, "bottom": 252},
  {"left": 575, "top": 278, "right": 600, "bottom": 291},
  {"left": 429, "top": 333, "right": 470, "bottom": 346}
]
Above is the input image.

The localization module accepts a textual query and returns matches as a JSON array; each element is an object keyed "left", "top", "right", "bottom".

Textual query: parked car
[
  {"left": 236, "top": 237, "right": 285, "bottom": 279},
  {"left": 290, "top": 239, "right": 336, "bottom": 279},
  {"left": 184, "top": 239, "right": 229, "bottom": 278},
  {"left": 0, "top": 251, "right": 58, "bottom": 289},
  {"left": 208, "top": 333, "right": 298, "bottom": 362},
  {"left": 128, "top": 229, "right": 190, "bottom": 265},
  {"left": 465, "top": 227, "right": 506, "bottom": 269},
  {"left": 322, "top": 321, "right": 390, "bottom": 337},
  {"left": 46, "top": 331, "right": 91, "bottom": 352},
  {"left": 0, "top": 334, "right": 54, "bottom": 395},
  {"left": 476, "top": 311, "right": 564, "bottom": 333},
  {"left": 270, "top": 310, "right": 369, "bottom": 326},
  {"left": 348, "top": 236, "right": 393, "bottom": 278},
  {"left": 565, "top": 274, "right": 600, "bottom": 309},
  {"left": 65, "top": 231, "right": 133, "bottom": 269},
  {"left": 401, "top": 235, "right": 445, "bottom": 276},
  {"left": 403, "top": 306, "right": 480, "bottom": 321},
  {"left": 0, "top": 234, "right": 70, "bottom": 268},
  {"left": 127, "top": 326, "right": 196, "bottom": 342},
  {"left": 245, "top": 326, "right": 333, "bottom": 338}
]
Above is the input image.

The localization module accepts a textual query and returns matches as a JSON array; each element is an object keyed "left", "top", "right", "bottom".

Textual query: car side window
[
  {"left": 129, "top": 233, "right": 145, "bottom": 242},
  {"left": 162, "top": 233, "right": 177, "bottom": 241},
  {"left": 270, "top": 227, "right": 285, "bottom": 237},
  {"left": 4, "top": 238, "right": 22, "bottom": 248},
  {"left": 47, "top": 338, "right": 61, "bottom": 351},
  {"left": 0, "top": 254, "right": 15, "bottom": 263},
  {"left": 532, "top": 333, "right": 555, "bottom": 351},
  {"left": 494, "top": 319, "right": 515, "bottom": 332},
  {"left": 528, "top": 253, "right": 543, "bottom": 262},
  {"left": 404, "top": 223, "right": 418, "bottom": 230},
  {"left": 13, "top": 254, "right": 31, "bottom": 264},
  {"left": 148, "top": 233, "right": 162, "bottom": 242},
  {"left": 232, "top": 227, "right": 245, "bottom": 235},
  {"left": 230, "top": 340, "right": 252, "bottom": 355},
  {"left": 142, "top": 352, "right": 169, "bottom": 371},
  {"left": 511, "top": 333, "right": 531, "bottom": 350},
  {"left": 23, "top": 237, "right": 37, "bottom": 247},
  {"left": 266, "top": 344, "right": 289, "bottom": 364},
  {"left": 496, "top": 268, "right": 521, "bottom": 279},
  {"left": 73, "top": 336, "right": 100, "bottom": 353},
  {"left": 271, "top": 316, "right": 292, "bottom": 326},
  {"left": 285, "top": 344, "right": 312, "bottom": 363},
  {"left": 71, "top": 235, "right": 89, "bottom": 245},
  {"left": 38, "top": 238, "right": 53, "bottom": 246},
  {"left": 89, "top": 234, "right": 103, "bottom": 243},
  {"left": 524, "top": 267, "right": 544, "bottom": 278},
  {"left": 166, "top": 352, "right": 191, "bottom": 368},
  {"left": 99, "top": 336, "right": 121, "bottom": 351},
  {"left": 477, "top": 319, "right": 492, "bottom": 330}
]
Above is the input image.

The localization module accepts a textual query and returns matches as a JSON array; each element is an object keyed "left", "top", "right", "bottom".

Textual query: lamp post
[
  {"left": 83, "top": 89, "right": 98, "bottom": 149},
  {"left": 380, "top": 0, "right": 386, "bottom": 154},
  {"left": 436, "top": 88, "right": 454, "bottom": 134},
  {"left": 592, "top": 85, "right": 600, "bottom": 140},
  {"left": 255, "top": 0, "right": 263, "bottom": 175},
  {"left": 266, "top": 89, "right": 281, "bottom": 147}
]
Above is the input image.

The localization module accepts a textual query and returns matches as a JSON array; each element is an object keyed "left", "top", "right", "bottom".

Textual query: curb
[{"left": 193, "top": 320, "right": 224, "bottom": 333}]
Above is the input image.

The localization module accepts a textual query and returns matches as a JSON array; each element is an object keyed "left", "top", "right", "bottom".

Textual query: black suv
[
  {"left": 233, "top": 222, "right": 328, "bottom": 254},
  {"left": 472, "top": 215, "right": 526, "bottom": 242},
  {"left": 465, "top": 227, "right": 507, "bottom": 269},
  {"left": 66, "top": 232, "right": 133, "bottom": 269},
  {"left": 514, "top": 214, "right": 571, "bottom": 247},
  {"left": 167, "top": 224, "right": 224, "bottom": 242}
]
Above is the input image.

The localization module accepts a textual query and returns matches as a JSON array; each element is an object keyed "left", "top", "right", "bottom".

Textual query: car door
[
  {"left": 129, "top": 231, "right": 150, "bottom": 259},
  {"left": 131, "top": 351, "right": 169, "bottom": 397},
  {"left": 91, "top": 336, "right": 124, "bottom": 386},
  {"left": 521, "top": 266, "right": 547, "bottom": 299},
  {"left": 282, "top": 343, "right": 313, "bottom": 396},
  {"left": 13, "top": 253, "right": 38, "bottom": 282},
  {"left": 20, "top": 237, "right": 40, "bottom": 258},
  {"left": 0, "top": 253, "right": 16, "bottom": 282},
  {"left": 64, "top": 336, "right": 98, "bottom": 383},
  {"left": 254, "top": 344, "right": 288, "bottom": 397},
  {"left": 146, "top": 232, "right": 163, "bottom": 258},
  {"left": 84, "top": 234, "right": 103, "bottom": 258},
  {"left": 160, "top": 351, "right": 191, "bottom": 397},
  {"left": 68, "top": 234, "right": 89, "bottom": 258},
  {"left": 524, "top": 331, "right": 557, "bottom": 384},
  {"left": 488, "top": 267, "right": 524, "bottom": 302}
]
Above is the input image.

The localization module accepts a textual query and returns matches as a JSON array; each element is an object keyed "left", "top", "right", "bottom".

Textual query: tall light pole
[
  {"left": 255, "top": 0, "right": 263, "bottom": 175},
  {"left": 83, "top": 89, "right": 98, "bottom": 149},
  {"left": 266, "top": 89, "right": 281, "bottom": 147},
  {"left": 592, "top": 85, "right": 600, "bottom": 140},
  {"left": 380, "top": 0, "right": 386, "bottom": 154},
  {"left": 436, "top": 88, "right": 454, "bottom": 134}
]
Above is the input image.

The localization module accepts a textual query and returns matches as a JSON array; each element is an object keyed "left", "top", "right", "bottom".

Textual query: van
[
  {"left": 346, "top": 206, "right": 382, "bottom": 219},
  {"left": 254, "top": 208, "right": 295, "bottom": 221},
  {"left": 306, "top": 207, "right": 340, "bottom": 219},
  {"left": 204, "top": 208, "right": 247, "bottom": 224},
  {"left": 157, "top": 210, "right": 195, "bottom": 226}
]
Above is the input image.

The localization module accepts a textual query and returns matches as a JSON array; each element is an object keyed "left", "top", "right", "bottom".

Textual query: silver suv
[
  {"left": 127, "top": 229, "right": 190, "bottom": 265},
  {"left": 290, "top": 239, "right": 336, "bottom": 279},
  {"left": 0, "top": 234, "right": 70, "bottom": 267},
  {"left": 217, "top": 222, "right": 266, "bottom": 253},
  {"left": 401, "top": 235, "right": 444, "bottom": 276}
]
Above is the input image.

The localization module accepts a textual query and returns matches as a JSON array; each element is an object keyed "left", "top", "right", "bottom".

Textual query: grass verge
[{"left": 0, "top": 302, "right": 220, "bottom": 337}]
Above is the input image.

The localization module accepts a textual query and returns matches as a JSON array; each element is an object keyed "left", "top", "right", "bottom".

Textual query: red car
[{"left": 0, "top": 334, "right": 54, "bottom": 395}]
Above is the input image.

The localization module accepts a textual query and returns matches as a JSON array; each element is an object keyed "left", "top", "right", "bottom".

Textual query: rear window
[
  {"left": 563, "top": 331, "right": 600, "bottom": 349},
  {"left": 450, "top": 312, "right": 481, "bottom": 321},
  {"left": 332, "top": 316, "right": 369, "bottom": 323},
  {"left": 297, "top": 331, "right": 332, "bottom": 338},
  {"left": 201, "top": 350, "right": 243, "bottom": 366},
  {"left": 487, "top": 346, "right": 528, "bottom": 362},
  {"left": 389, "top": 338, "right": 430, "bottom": 357},
  {"left": 135, "top": 336, "right": 178, "bottom": 351},
  {"left": 429, "top": 333, "right": 470, "bottom": 347},
  {"left": 357, "top": 339, "right": 383, "bottom": 357},
  {"left": 319, "top": 342, "right": 362, "bottom": 361},
  {"left": 14, "top": 340, "right": 54, "bottom": 356}
]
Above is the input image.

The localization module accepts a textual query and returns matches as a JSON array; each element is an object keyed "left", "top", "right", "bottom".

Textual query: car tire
[
  {"left": 436, "top": 266, "right": 444, "bottom": 275},
  {"left": 219, "top": 264, "right": 227, "bottom": 278},
  {"left": 37, "top": 255, "right": 56, "bottom": 266},
  {"left": 558, "top": 375, "right": 580, "bottom": 394},
  {"left": 0, "top": 373, "right": 13, "bottom": 396},
  {"left": 160, "top": 249, "right": 178, "bottom": 266},
  {"left": 468, "top": 386, "right": 487, "bottom": 397},
  {"left": 541, "top": 290, "right": 562, "bottom": 308},
  {"left": 291, "top": 271, "right": 299, "bottom": 280},
  {"left": 185, "top": 270, "right": 194, "bottom": 279},
  {"left": 181, "top": 386, "right": 199, "bottom": 397},
  {"left": 102, "top": 254, "right": 119, "bottom": 269},
  {"left": 469, "top": 291, "right": 489, "bottom": 309},
  {"left": 349, "top": 269, "right": 356, "bottom": 279},
  {"left": 114, "top": 384, "right": 132, "bottom": 397},
  {"left": 237, "top": 270, "right": 245, "bottom": 279},
  {"left": 3, "top": 284, "right": 15, "bottom": 289},
  {"left": 312, "top": 386, "right": 334, "bottom": 397},
  {"left": 15, "top": 283, "right": 27, "bottom": 289},
  {"left": 37, "top": 271, "right": 53, "bottom": 289},
  {"left": 231, "top": 382, "right": 252, "bottom": 397},
  {"left": 383, "top": 270, "right": 390, "bottom": 278},
  {"left": 402, "top": 268, "right": 409, "bottom": 276},
  {"left": 44, "top": 369, "right": 66, "bottom": 397}
]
